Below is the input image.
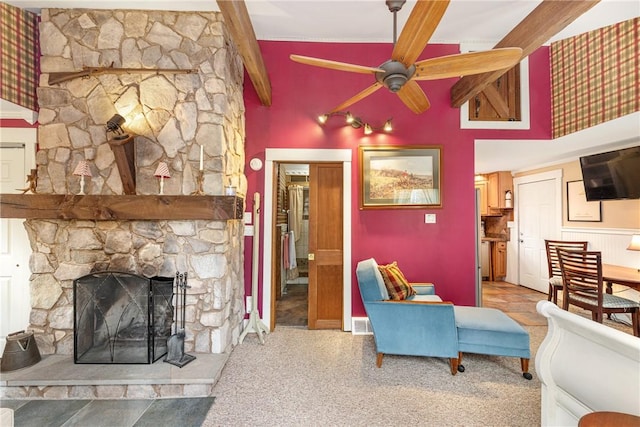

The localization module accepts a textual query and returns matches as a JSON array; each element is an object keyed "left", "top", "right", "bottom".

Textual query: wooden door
[
  {"left": 308, "top": 163, "right": 343, "bottom": 329},
  {"left": 469, "top": 65, "right": 520, "bottom": 122}
]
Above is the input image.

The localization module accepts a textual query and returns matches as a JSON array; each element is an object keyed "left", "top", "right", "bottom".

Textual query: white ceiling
[
  {"left": 4, "top": 0, "right": 640, "bottom": 172},
  {"left": 9, "top": 0, "right": 638, "bottom": 45}
]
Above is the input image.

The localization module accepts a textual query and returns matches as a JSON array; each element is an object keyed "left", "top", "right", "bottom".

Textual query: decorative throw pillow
[{"left": 377, "top": 261, "right": 416, "bottom": 300}]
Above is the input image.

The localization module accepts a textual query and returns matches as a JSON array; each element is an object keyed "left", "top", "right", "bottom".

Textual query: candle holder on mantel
[{"left": 191, "top": 170, "right": 205, "bottom": 195}]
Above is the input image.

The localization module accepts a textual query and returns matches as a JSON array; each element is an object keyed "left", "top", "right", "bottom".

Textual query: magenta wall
[{"left": 243, "top": 41, "right": 551, "bottom": 318}]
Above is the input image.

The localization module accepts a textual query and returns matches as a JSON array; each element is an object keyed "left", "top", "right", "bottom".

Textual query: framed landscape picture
[{"left": 359, "top": 145, "right": 442, "bottom": 209}]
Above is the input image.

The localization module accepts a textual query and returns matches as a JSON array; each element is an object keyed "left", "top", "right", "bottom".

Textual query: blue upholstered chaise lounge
[{"left": 356, "top": 258, "right": 532, "bottom": 379}]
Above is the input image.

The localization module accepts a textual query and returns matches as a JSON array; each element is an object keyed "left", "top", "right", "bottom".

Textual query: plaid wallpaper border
[
  {"left": 551, "top": 18, "right": 639, "bottom": 139},
  {"left": 0, "top": 2, "right": 39, "bottom": 112}
]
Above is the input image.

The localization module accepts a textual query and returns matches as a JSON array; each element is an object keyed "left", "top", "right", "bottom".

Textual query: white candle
[{"left": 199, "top": 145, "right": 204, "bottom": 171}]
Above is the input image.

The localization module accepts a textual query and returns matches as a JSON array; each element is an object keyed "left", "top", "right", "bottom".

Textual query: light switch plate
[
  {"left": 243, "top": 212, "right": 252, "bottom": 224},
  {"left": 244, "top": 225, "right": 254, "bottom": 236},
  {"left": 425, "top": 214, "right": 436, "bottom": 223}
]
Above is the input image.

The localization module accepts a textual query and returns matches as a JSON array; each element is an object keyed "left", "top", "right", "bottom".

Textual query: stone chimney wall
[
  {"left": 37, "top": 8, "right": 246, "bottom": 195},
  {"left": 27, "top": 8, "right": 246, "bottom": 356}
]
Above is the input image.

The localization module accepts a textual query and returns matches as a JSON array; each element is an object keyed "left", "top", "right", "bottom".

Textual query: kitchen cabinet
[
  {"left": 491, "top": 241, "right": 507, "bottom": 280},
  {"left": 487, "top": 171, "right": 513, "bottom": 210},
  {"left": 475, "top": 181, "right": 488, "bottom": 216}
]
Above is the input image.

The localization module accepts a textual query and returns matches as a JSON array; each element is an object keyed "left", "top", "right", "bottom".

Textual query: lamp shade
[
  {"left": 628, "top": 234, "right": 640, "bottom": 251},
  {"left": 154, "top": 162, "right": 170, "bottom": 178},
  {"left": 73, "top": 160, "right": 91, "bottom": 177}
]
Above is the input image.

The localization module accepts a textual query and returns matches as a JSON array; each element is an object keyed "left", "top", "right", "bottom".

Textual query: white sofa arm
[{"left": 535, "top": 301, "right": 640, "bottom": 426}]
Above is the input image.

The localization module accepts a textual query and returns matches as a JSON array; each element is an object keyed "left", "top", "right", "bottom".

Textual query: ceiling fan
[{"left": 290, "top": 0, "right": 523, "bottom": 114}]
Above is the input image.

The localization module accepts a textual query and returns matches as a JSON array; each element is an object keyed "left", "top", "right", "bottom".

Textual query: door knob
[{"left": 308, "top": 253, "right": 315, "bottom": 261}]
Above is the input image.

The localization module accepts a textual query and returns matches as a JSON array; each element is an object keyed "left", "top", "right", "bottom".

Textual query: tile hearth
[{"left": 0, "top": 353, "right": 227, "bottom": 399}]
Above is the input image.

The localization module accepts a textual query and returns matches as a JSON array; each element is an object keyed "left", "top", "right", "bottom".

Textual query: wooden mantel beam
[
  {"left": 0, "top": 194, "right": 243, "bottom": 221},
  {"left": 450, "top": 0, "right": 600, "bottom": 108},
  {"left": 217, "top": 0, "right": 272, "bottom": 107}
]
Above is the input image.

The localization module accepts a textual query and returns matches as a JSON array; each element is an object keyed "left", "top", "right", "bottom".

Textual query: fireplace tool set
[{"left": 164, "top": 271, "right": 196, "bottom": 367}]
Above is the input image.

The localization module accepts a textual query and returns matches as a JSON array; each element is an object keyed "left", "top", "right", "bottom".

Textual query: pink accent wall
[{"left": 243, "top": 41, "right": 551, "bottom": 318}]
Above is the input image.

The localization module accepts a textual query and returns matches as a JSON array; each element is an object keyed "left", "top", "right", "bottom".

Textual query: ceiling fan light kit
[{"left": 290, "top": 0, "right": 523, "bottom": 115}]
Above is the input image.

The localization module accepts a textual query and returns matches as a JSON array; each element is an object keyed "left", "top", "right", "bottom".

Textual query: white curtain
[{"left": 288, "top": 185, "right": 303, "bottom": 242}]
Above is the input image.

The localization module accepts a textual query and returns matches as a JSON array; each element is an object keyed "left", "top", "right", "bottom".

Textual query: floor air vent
[{"left": 351, "top": 317, "right": 373, "bottom": 335}]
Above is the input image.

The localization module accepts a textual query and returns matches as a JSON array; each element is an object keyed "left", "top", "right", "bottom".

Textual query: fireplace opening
[{"left": 73, "top": 272, "right": 174, "bottom": 364}]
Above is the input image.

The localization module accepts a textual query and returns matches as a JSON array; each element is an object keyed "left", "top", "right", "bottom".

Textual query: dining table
[{"left": 603, "top": 263, "right": 640, "bottom": 293}]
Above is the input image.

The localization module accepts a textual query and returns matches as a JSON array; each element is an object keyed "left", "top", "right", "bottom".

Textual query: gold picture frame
[{"left": 359, "top": 145, "right": 442, "bottom": 209}]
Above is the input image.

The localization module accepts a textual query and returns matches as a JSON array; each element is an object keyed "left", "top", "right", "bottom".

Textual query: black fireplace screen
[{"left": 74, "top": 272, "right": 173, "bottom": 364}]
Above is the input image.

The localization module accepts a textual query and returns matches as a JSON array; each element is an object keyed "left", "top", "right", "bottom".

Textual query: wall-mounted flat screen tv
[{"left": 579, "top": 145, "right": 640, "bottom": 201}]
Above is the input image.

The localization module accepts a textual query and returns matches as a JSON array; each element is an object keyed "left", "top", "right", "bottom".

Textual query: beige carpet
[
  {"left": 203, "top": 324, "right": 548, "bottom": 426},
  {"left": 203, "top": 297, "right": 636, "bottom": 427}
]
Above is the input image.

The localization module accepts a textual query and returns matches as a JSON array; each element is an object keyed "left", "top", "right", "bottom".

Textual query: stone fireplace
[{"left": 25, "top": 8, "right": 247, "bottom": 359}]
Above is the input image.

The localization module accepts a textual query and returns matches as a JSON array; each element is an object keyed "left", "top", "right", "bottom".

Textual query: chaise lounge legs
[
  {"left": 377, "top": 352, "right": 461, "bottom": 375},
  {"left": 449, "top": 355, "right": 460, "bottom": 375},
  {"left": 376, "top": 352, "right": 530, "bottom": 379},
  {"left": 458, "top": 353, "right": 532, "bottom": 380},
  {"left": 521, "top": 358, "right": 533, "bottom": 380}
]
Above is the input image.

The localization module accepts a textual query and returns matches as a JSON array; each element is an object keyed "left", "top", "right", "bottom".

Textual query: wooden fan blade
[
  {"left": 413, "top": 48, "right": 523, "bottom": 80},
  {"left": 330, "top": 83, "right": 383, "bottom": 113},
  {"left": 392, "top": 0, "right": 450, "bottom": 67},
  {"left": 290, "top": 55, "right": 384, "bottom": 74},
  {"left": 397, "top": 80, "right": 431, "bottom": 114}
]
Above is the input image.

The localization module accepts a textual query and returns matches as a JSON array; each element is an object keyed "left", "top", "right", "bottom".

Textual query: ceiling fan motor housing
[
  {"left": 376, "top": 60, "right": 416, "bottom": 92},
  {"left": 385, "top": 0, "right": 406, "bottom": 12}
]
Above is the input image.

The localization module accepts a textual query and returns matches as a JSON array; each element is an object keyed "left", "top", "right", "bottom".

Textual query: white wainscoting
[
  {"left": 561, "top": 227, "right": 639, "bottom": 268},
  {"left": 562, "top": 227, "right": 640, "bottom": 308}
]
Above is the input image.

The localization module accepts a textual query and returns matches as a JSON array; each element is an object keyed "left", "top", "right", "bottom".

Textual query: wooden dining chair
[
  {"left": 557, "top": 248, "right": 640, "bottom": 337},
  {"left": 544, "top": 240, "right": 588, "bottom": 304}
]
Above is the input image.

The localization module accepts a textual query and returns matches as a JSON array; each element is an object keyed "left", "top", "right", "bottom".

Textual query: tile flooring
[
  {"left": 276, "top": 283, "right": 308, "bottom": 326},
  {"left": 1, "top": 397, "right": 214, "bottom": 427}
]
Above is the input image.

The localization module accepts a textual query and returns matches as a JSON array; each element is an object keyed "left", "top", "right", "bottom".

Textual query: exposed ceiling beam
[
  {"left": 216, "top": 0, "right": 272, "bottom": 106},
  {"left": 450, "top": 0, "right": 600, "bottom": 108}
]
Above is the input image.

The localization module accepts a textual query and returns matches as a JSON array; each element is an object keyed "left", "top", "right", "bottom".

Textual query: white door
[
  {"left": 0, "top": 144, "right": 32, "bottom": 353},
  {"left": 517, "top": 178, "right": 558, "bottom": 293}
]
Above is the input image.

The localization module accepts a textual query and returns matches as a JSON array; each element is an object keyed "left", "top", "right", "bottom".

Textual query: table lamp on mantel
[
  {"left": 73, "top": 160, "right": 92, "bottom": 195},
  {"left": 628, "top": 234, "right": 640, "bottom": 271},
  {"left": 154, "top": 162, "right": 170, "bottom": 195}
]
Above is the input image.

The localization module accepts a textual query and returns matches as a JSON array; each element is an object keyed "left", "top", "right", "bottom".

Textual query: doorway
[
  {"left": 275, "top": 163, "right": 310, "bottom": 327},
  {"left": 513, "top": 170, "right": 562, "bottom": 292},
  {"left": 0, "top": 141, "right": 34, "bottom": 353},
  {"left": 273, "top": 162, "right": 344, "bottom": 329},
  {"left": 261, "top": 149, "right": 352, "bottom": 332}
]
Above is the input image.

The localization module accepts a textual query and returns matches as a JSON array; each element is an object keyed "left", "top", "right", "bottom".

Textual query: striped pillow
[{"left": 378, "top": 262, "right": 416, "bottom": 301}]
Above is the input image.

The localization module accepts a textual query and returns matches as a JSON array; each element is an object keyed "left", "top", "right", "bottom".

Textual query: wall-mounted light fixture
[
  {"left": 317, "top": 111, "right": 392, "bottom": 135},
  {"left": 105, "top": 114, "right": 128, "bottom": 139}
]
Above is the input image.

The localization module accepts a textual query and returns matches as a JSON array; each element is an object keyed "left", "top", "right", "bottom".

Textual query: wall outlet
[
  {"left": 425, "top": 214, "right": 436, "bottom": 223},
  {"left": 246, "top": 296, "right": 252, "bottom": 313}
]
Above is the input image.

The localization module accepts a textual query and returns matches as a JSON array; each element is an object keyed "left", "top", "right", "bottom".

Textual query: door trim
[
  {"left": 263, "top": 149, "right": 352, "bottom": 331},
  {"left": 511, "top": 169, "right": 562, "bottom": 285}
]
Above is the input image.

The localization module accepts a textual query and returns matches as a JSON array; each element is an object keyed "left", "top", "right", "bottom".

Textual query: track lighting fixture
[{"left": 316, "top": 111, "right": 393, "bottom": 135}]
